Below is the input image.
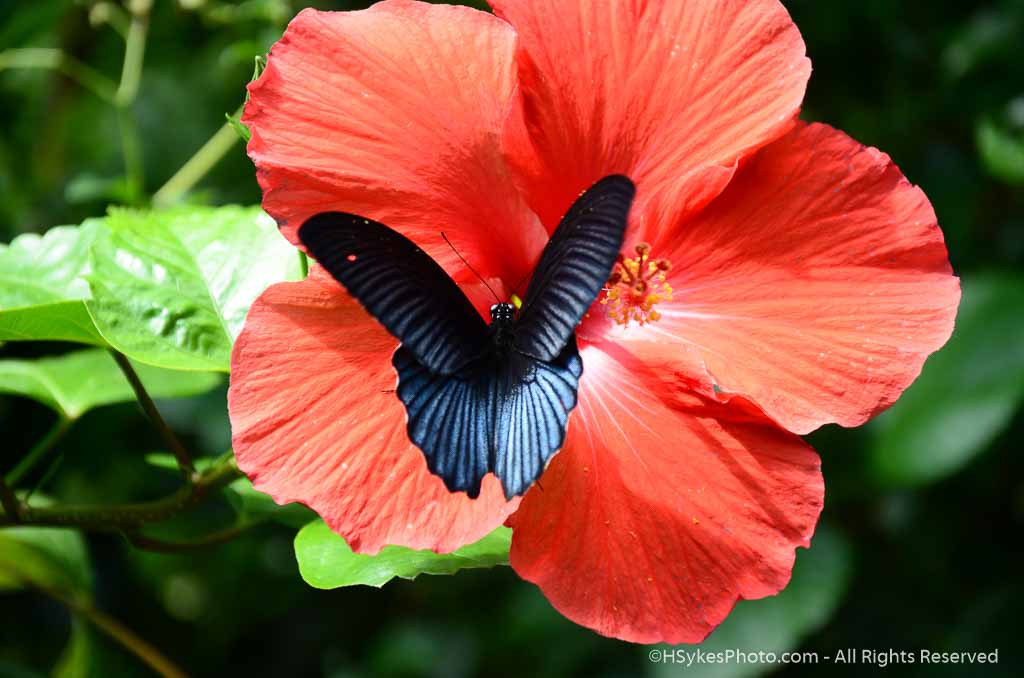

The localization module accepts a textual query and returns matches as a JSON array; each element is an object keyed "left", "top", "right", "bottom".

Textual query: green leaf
[
  {"left": 976, "top": 118, "right": 1024, "bottom": 185},
  {"left": 52, "top": 618, "right": 95, "bottom": 678},
  {"left": 650, "top": 526, "right": 853, "bottom": 678},
  {"left": 86, "top": 206, "right": 302, "bottom": 372},
  {"left": 869, "top": 273, "right": 1024, "bottom": 486},
  {"left": 0, "top": 349, "right": 221, "bottom": 420},
  {"left": 225, "top": 477, "right": 316, "bottom": 529},
  {"left": 0, "top": 525, "right": 92, "bottom": 597},
  {"left": 0, "top": 223, "right": 105, "bottom": 345},
  {"left": 295, "top": 521, "right": 512, "bottom": 589}
]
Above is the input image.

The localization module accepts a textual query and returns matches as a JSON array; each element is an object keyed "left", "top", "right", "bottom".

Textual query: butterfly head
[
  {"left": 488, "top": 302, "right": 518, "bottom": 350},
  {"left": 489, "top": 302, "right": 517, "bottom": 324}
]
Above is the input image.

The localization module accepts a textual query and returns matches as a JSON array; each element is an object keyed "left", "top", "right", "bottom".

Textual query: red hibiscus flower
[{"left": 228, "top": 0, "right": 960, "bottom": 643}]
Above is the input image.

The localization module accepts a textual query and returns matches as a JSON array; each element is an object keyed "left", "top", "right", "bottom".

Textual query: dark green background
[{"left": 2, "top": 0, "right": 1022, "bottom": 676}]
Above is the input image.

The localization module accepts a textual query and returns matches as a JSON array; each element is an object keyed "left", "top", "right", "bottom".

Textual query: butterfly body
[
  {"left": 299, "top": 175, "right": 635, "bottom": 499},
  {"left": 488, "top": 302, "right": 518, "bottom": 353}
]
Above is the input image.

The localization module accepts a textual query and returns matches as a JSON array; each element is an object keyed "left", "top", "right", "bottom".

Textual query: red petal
[
  {"left": 508, "top": 343, "right": 823, "bottom": 644},
  {"left": 638, "top": 122, "right": 961, "bottom": 434},
  {"left": 228, "top": 267, "right": 518, "bottom": 554},
  {"left": 492, "top": 0, "right": 810, "bottom": 241},
  {"left": 244, "top": 2, "right": 546, "bottom": 283}
]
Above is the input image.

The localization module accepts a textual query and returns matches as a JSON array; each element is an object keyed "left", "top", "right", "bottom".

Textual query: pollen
[{"left": 601, "top": 243, "right": 673, "bottom": 327}]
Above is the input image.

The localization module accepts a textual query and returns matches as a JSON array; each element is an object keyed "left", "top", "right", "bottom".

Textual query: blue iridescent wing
[
  {"left": 392, "top": 349, "right": 491, "bottom": 498},
  {"left": 514, "top": 175, "right": 635, "bottom": 361},
  {"left": 299, "top": 213, "right": 489, "bottom": 374},
  {"left": 490, "top": 342, "right": 582, "bottom": 497},
  {"left": 393, "top": 341, "right": 582, "bottom": 499}
]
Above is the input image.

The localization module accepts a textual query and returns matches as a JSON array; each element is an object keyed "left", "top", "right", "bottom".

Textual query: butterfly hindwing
[
  {"left": 393, "top": 341, "right": 582, "bottom": 499},
  {"left": 299, "top": 213, "right": 489, "bottom": 375},
  {"left": 514, "top": 175, "right": 636, "bottom": 361},
  {"left": 490, "top": 341, "right": 582, "bottom": 497},
  {"left": 392, "top": 347, "right": 491, "bottom": 497}
]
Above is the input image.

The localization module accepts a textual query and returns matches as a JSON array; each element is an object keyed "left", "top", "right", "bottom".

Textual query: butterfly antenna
[{"left": 441, "top": 232, "right": 500, "bottom": 303}]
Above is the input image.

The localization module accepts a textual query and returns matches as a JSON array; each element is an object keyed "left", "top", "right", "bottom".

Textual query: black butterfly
[{"left": 299, "top": 175, "right": 636, "bottom": 499}]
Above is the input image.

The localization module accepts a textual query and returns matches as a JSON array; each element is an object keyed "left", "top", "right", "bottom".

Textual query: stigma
[{"left": 601, "top": 243, "right": 673, "bottom": 327}]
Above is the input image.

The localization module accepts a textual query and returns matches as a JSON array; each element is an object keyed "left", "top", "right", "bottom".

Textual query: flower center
[{"left": 601, "top": 243, "right": 673, "bottom": 327}]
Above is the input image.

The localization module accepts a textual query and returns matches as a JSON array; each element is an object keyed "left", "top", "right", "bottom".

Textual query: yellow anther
[{"left": 600, "top": 245, "right": 673, "bottom": 327}]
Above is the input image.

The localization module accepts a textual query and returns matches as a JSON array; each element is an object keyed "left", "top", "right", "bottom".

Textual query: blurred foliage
[
  {"left": 1, "top": 0, "right": 1022, "bottom": 677},
  {"left": 868, "top": 274, "right": 1024, "bottom": 487}
]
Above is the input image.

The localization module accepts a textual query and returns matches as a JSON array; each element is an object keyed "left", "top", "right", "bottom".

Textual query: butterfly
[{"left": 298, "top": 175, "right": 636, "bottom": 499}]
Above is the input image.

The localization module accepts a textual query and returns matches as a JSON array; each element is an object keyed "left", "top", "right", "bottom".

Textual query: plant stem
[
  {"left": 118, "top": 107, "right": 146, "bottom": 203},
  {"left": 1, "top": 459, "right": 242, "bottom": 530},
  {"left": 0, "top": 48, "right": 118, "bottom": 102},
  {"left": 110, "top": 351, "right": 195, "bottom": 478},
  {"left": 91, "top": 0, "right": 132, "bottom": 39},
  {"left": 125, "top": 520, "right": 265, "bottom": 553},
  {"left": 34, "top": 584, "right": 189, "bottom": 678},
  {"left": 0, "top": 476, "right": 19, "bottom": 522},
  {"left": 115, "top": 9, "right": 148, "bottom": 107},
  {"left": 152, "top": 109, "right": 243, "bottom": 207},
  {"left": 114, "top": 5, "right": 149, "bottom": 200},
  {"left": 74, "top": 603, "right": 189, "bottom": 678},
  {"left": 25, "top": 451, "right": 66, "bottom": 503},
  {"left": 5, "top": 417, "right": 72, "bottom": 486}
]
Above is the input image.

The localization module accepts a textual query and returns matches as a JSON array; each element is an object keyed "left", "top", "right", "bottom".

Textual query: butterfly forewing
[
  {"left": 514, "top": 175, "right": 636, "bottom": 361},
  {"left": 299, "top": 213, "right": 490, "bottom": 375}
]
